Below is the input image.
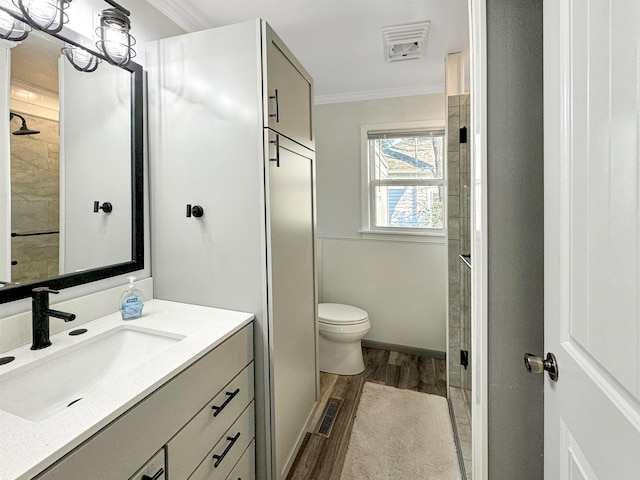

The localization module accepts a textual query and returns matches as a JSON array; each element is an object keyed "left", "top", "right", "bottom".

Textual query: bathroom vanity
[{"left": 0, "top": 300, "right": 254, "bottom": 480}]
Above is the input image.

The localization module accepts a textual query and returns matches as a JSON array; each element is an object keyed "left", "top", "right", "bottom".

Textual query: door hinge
[
  {"left": 459, "top": 126, "right": 468, "bottom": 144},
  {"left": 460, "top": 350, "right": 469, "bottom": 369}
]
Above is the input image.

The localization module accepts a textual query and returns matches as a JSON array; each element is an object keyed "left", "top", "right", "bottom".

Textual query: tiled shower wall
[
  {"left": 447, "top": 94, "right": 471, "bottom": 390},
  {"left": 10, "top": 114, "right": 60, "bottom": 283}
]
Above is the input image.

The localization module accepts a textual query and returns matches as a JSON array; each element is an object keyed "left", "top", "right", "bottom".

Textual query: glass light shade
[
  {"left": 96, "top": 8, "right": 135, "bottom": 66},
  {"left": 62, "top": 44, "right": 100, "bottom": 72},
  {"left": 0, "top": 9, "right": 30, "bottom": 40},
  {"left": 14, "top": 0, "right": 68, "bottom": 33}
]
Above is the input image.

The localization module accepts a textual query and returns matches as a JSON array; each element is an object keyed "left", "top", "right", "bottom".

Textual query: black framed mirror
[{"left": 0, "top": 12, "right": 144, "bottom": 304}]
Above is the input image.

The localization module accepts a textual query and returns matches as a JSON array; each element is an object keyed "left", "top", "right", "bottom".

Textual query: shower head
[
  {"left": 9, "top": 112, "right": 40, "bottom": 136},
  {"left": 12, "top": 125, "right": 41, "bottom": 136}
]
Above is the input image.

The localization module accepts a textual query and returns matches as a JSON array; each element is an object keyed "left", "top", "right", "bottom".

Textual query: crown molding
[
  {"left": 146, "top": 0, "right": 206, "bottom": 32},
  {"left": 10, "top": 80, "right": 59, "bottom": 121},
  {"left": 11, "top": 79, "right": 58, "bottom": 99},
  {"left": 314, "top": 83, "right": 445, "bottom": 105}
]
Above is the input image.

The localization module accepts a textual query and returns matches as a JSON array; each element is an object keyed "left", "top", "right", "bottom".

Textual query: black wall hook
[
  {"left": 186, "top": 204, "right": 204, "bottom": 218},
  {"left": 93, "top": 201, "right": 113, "bottom": 213}
]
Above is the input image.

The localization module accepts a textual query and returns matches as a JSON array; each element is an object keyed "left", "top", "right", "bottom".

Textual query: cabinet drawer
[
  {"left": 225, "top": 440, "right": 254, "bottom": 480},
  {"left": 168, "top": 364, "right": 254, "bottom": 480},
  {"left": 188, "top": 402, "right": 255, "bottom": 480}
]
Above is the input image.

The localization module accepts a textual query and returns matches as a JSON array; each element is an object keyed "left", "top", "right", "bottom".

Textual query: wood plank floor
[{"left": 286, "top": 347, "right": 447, "bottom": 480}]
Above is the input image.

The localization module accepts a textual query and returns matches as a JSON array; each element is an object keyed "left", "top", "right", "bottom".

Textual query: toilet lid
[{"left": 318, "top": 303, "right": 368, "bottom": 325}]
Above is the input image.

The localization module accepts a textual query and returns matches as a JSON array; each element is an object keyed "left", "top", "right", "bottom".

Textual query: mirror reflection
[{"left": 5, "top": 29, "right": 133, "bottom": 286}]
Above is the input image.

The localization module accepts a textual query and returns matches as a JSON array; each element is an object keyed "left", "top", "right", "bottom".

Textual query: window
[{"left": 362, "top": 126, "right": 445, "bottom": 234}]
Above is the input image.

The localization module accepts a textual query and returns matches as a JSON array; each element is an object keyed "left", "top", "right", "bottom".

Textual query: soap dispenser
[{"left": 120, "top": 276, "right": 144, "bottom": 320}]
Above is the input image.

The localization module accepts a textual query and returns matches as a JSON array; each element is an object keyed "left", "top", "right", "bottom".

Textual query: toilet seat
[{"left": 318, "top": 303, "right": 368, "bottom": 326}]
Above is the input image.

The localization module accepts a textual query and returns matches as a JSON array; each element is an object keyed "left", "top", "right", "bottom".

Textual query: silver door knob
[{"left": 524, "top": 352, "right": 559, "bottom": 381}]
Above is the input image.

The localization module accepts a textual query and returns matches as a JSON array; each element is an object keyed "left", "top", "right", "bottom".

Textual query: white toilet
[{"left": 318, "top": 303, "right": 371, "bottom": 375}]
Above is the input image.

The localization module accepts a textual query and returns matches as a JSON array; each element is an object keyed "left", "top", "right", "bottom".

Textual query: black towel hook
[
  {"left": 93, "top": 201, "right": 113, "bottom": 213},
  {"left": 186, "top": 204, "right": 204, "bottom": 218}
]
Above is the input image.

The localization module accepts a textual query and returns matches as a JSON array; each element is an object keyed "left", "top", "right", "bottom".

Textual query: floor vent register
[{"left": 316, "top": 398, "right": 341, "bottom": 438}]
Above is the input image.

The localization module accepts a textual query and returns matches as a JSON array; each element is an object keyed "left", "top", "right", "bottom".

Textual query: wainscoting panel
[{"left": 318, "top": 237, "right": 446, "bottom": 352}]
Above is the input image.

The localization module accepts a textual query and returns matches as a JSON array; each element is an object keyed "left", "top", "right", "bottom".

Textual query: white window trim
[{"left": 360, "top": 120, "right": 446, "bottom": 242}]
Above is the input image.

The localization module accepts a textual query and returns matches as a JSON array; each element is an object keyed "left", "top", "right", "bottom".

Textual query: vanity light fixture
[
  {"left": 62, "top": 44, "right": 100, "bottom": 72},
  {"left": 0, "top": 8, "right": 30, "bottom": 40},
  {"left": 12, "top": 0, "right": 70, "bottom": 34},
  {"left": 96, "top": 2, "right": 135, "bottom": 66}
]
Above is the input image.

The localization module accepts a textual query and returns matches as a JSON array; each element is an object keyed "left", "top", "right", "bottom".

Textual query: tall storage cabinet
[{"left": 147, "top": 19, "right": 317, "bottom": 480}]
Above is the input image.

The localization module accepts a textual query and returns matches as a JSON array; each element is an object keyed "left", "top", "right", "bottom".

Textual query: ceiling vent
[{"left": 382, "top": 21, "right": 430, "bottom": 62}]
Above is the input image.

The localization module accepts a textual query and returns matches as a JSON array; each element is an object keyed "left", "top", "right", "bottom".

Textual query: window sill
[{"left": 358, "top": 229, "right": 446, "bottom": 244}]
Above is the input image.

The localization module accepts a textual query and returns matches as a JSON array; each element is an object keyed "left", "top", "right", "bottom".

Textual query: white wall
[
  {"left": 315, "top": 94, "right": 448, "bottom": 352},
  {"left": 319, "top": 237, "right": 446, "bottom": 351},
  {"left": 0, "top": 2, "right": 184, "bottom": 320}
]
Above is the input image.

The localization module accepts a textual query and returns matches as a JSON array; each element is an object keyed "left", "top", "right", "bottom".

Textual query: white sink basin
[{"left": 0, "top": 326, "right": 184, "bottom": 422}]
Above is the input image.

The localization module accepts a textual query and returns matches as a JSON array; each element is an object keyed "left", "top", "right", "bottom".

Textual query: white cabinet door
[
  {"left": 266, "top": 132, "right": 317, "bottom": 478},
  {"left": 263, "top": 25, "right": 314, "bottom": 150},
  {"left": 59, "top": 56, "right": 132, "bottom": 273},
  {"left": 544, "top": 0, "right": 640, "bottom": 478}
]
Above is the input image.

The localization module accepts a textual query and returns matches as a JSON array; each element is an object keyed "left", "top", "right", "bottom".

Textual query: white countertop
[{"left": 0, "top": 299, "right": 254, "bottom": 480}]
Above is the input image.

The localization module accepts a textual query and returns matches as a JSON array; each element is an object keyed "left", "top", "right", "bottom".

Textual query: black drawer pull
[
  {"left": 269, "top": 89, "right": 279, "bottom": 122},
  {"left": 212, "top": 432, "right": 241, "bottom": 468},
  {"left": 269, "top": 134, "right": 280, "bottom": 167},
  {"left": 211, "top": 388, "right": 240, "bottom": 417},
  {"left": 141, "top": 467, "right": 164, "bottom": 480}
]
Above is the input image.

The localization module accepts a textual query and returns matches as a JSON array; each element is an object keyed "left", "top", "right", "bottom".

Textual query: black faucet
[{"left": 31, "top": 287, "right": 76, "bottom": 350}]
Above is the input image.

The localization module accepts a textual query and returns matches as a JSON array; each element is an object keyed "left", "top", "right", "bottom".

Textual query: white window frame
[{"left": 360, "top": 121, "right": 446, "bottom": 242}]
